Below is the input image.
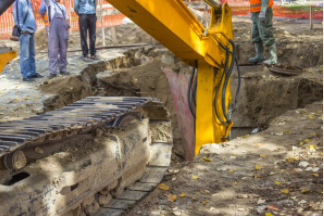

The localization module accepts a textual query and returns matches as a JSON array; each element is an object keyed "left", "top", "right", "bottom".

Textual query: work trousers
[
  {"left": 251, "top": 7, "right": 275, "bottom": 47},
  {"left": 79, "top": 13, "right": 97, "bottom": 57},
  {"left": 48, "top": 14, "right": 69, "bottom": 75},
  {"left": 19, "top": 33, "right": 36, "bottom": 78}
]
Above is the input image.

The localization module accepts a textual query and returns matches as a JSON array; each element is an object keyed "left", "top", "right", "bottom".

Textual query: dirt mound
[
  {"left": 35, "top": 28, "right": 48, "bottom": 51},
  {"left": 39, "top": 76, "right": 93, "bottom": 111}
]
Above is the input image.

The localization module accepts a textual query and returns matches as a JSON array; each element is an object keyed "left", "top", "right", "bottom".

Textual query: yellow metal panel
[
  {"left": 107, "top": 0, "right": 231, "bottom": 68},
  {"left": 0, "top": 51, "right": 16, "bottom": 74}
]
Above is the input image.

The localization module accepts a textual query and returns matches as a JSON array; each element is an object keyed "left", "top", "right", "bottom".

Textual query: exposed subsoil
[{"left": 128, "top": 101, "right": 323, "bottom": 216}]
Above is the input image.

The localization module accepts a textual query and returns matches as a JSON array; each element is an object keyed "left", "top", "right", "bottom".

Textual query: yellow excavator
[{"left": 0, "top": 0, "right": 238, "bottom": 215}]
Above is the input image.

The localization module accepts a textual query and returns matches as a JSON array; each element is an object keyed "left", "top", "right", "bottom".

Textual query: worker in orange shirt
[
  {"left": 248, "top": 0, "right": 277, "bottom": 65},
  {"left": 39, "top": 0, "right": 49, "bottom": 36}
]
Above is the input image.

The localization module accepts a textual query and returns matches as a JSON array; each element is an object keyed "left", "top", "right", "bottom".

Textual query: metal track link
[{"left": 0, "top": 96, "right": 161, "bottom": 170}]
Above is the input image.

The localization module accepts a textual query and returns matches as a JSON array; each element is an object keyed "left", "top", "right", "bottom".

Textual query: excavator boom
[{"left": 109, "top": 0, "right": 236, "bottom": 155}]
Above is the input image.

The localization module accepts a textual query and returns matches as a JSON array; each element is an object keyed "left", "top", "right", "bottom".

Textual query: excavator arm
[{"left": 108, "top": 0, "right": 236, "bottom": 155}]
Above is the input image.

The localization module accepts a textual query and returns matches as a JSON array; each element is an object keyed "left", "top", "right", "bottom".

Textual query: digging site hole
[{"left": 39, "top": 44, "right": 323, "bottom": 163}]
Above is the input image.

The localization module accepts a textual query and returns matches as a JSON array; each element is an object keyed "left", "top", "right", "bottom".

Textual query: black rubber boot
[{"left": 248, "top": 42, "right": 264, "bottom": 63}]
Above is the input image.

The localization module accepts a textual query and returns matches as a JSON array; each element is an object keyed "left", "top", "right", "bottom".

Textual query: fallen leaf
[
  {"left": 308, "top": 114, "right": 315, "bottom": 120},
  {"left": 305, "top": 139, "right": 310, "bottom": 143},
  {"left": 199, "top": 200, "right": 208, "bottom": 204},
  {"left": 267, "top": 204, "right": 279, "bottom": 211},
  {"left": 166, "top": 194, "right": 177, "bottom": 202},
  {"left": 254, "top": 175, "right": 262, "bottom": 178},
  {"left": 232, "top": 182, "right": 238, "bottom": 185},
  {"left": 310, "top": 145, "right": 315, "bottom": 151},
  {"left": 242, "top": 134, "right": 250, "bottom": 138},
  {"left": 158, "top": 183, "right": 170, "bottom": 191},
  {"left": 229, "top": 169, "right": 237, "bottom": 173},
  {"left": 300, "top": 142, "right": 304, "bottom": 145},
  {"left": 265, "top": 212, "right": 273, "bottom": 216},
  {"left": 313, "top": 173, "right": 319, "bottom": 177},
  {"left": 179, "top": 193, "right": 186, "bottom": 198},
  {"left": 274, "top": 181, "right": 281, "bottom": 185},
  {"left": 255, "top": 164, "right": 263, "bottom": 170},
  {"left": 280, "top": 189, "right": 289, "bottom": 194},
  {"left": 260, "top": 154, "right": 266, "bottom": 157},
  {"left": 285, "top": 130, "right": 290, "bottom": 134},
  {"left": 257, "top": 143, "right": 264, "bottom": 147},
  {"left": 202, "top": 156, "right": 212, "bottom": 162},
  {"left": 301, "top": 189, "right": 310, "bottom": 194},
  {"left": 35, "top": 98, "right": 38, "bottom": 101},
  {"left": 280, "top": 169, "right": 285, "bottom": 173},
  {"left": 191, "top": 175, "right": 199, "bottom": 180},
  {"left": 317, "top": 190, "right": 323, "bottom": 194}
]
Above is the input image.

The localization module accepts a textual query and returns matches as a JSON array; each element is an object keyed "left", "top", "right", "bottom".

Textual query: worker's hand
[{"left": 259, "top": 10, "right": 266, "bottom": 23}]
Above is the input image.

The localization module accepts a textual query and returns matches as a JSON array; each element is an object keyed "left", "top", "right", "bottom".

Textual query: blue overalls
[{"left": 48, "top": 3, "right": 70, "bottom": 75}]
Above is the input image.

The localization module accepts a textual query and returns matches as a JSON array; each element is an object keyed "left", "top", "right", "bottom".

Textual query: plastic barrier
[
  {"left": 0, "top": 0, "right": 125, "bottom": 39},
  {"left": 183, "top": 0, "right": 323, "bottom": 20}
]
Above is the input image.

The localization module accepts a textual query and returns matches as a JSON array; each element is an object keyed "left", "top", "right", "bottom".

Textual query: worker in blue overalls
[{"left": 43, "top": 0, "right": 70, "bottom": 78}]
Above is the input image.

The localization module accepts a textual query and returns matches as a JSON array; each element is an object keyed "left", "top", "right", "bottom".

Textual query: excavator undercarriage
[{"left": 0, "top": 97, "right": 173, "bottom": 216}]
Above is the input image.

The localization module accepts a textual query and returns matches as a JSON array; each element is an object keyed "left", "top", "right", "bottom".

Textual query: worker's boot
[
  {"left": 263, "top": 43, "right": 278, "bottom": 66},
  {"left": 248, "top": 42, "right": 264, "bottom": 63}
]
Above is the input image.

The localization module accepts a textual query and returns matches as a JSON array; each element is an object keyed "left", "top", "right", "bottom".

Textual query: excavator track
[{"left": 0, "top": 96, "right": 173, "bottom": 216}]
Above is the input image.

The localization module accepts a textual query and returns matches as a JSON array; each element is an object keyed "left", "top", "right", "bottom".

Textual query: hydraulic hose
[
  {"left": 187, "top": 67, "right": 196, "bottom": 118},
  {"left": 214, "top": 46, "right": 230, "bottom": 124},
  {"left": 234, "top": 57, "right": 241, "bottom": 111},
  {"left": 221, "top": 39, "right": 236, "bottom": 122}
]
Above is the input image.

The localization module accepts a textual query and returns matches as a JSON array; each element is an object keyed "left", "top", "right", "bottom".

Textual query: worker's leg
[
  {"left": 48, "top": 19, "right": 59, "bottom": 75},
  {"left": 248, "top": 12, "right": 264, "bottom": 63},
  {"left": 28, "top": 33, "right": 36, "bottom": 76},
  {"left": 88, "top": 14, "right": 97, "bottom": 57},
  {"left": 259, "top": 7, "right": 277, "bottom": 65},
  {"left": 79, "top": 14, "right": 89, "bottom": 57},
  {"left": 19, "top": 33, "right": 32, "bottom": 78},
  {"left": 58, "top": 22, "right": 69, "bottom": 73}
]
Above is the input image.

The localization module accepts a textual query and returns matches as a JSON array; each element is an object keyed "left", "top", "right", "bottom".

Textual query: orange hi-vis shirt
[
  {"left": 249, "top": 0, "right": 273, "bottom": 12},
  {"left": 43, "top": 13, "right": 49, "bottom": 26}
]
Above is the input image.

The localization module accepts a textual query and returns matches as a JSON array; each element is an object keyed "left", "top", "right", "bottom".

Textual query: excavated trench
[{"left": 39, "top": 45, "right": 323, "bottom": 163}]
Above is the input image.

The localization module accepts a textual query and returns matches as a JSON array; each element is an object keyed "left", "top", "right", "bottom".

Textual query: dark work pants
[{"left": 79, "top": 14, "right": 97, "bottom": 57}]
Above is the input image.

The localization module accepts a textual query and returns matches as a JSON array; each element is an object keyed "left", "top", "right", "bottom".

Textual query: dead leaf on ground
[
  {"left": 267, "top": 204, "right": 279, "bottom": 211},
  {"left": 255, "top": 164, "right": 263, "bottom": 170},
  {"left": 257, "top": 143, "right": 264, "bottom": 147},
  {"left": 199, "top": 200, "right": 208, "bottom": 204},
  {"left": 308, "top": 114, "right": 315, "bottom": 120},
  {"left": 301, "top": 189, "right": 310, "bottom": 194},
  {"left": 202, "top": 156, "right": 212, "bottom": 162},
  {"left": 280, "top": 189, "right": 289, "bottom": 194},
  {"left": 274, "top": 181, "right": 281, "bottom": 185},
  {"left": 179, "top": 193, "right": 186, "bottom": 198},
  {"left": 260, "top": 154, "right": 266, "bottom": 157},
  {"left": 265, "top": 212, "right": 273, "bottom": 216},
  {"left": 166, "top": 194, "right": 177, "bottom": 202},
  {"left": 158, "top": 183, "right": 170, "bottom": 191},
  {"left": 191, "top": 175, "right": 199, "bottom": 180}
]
